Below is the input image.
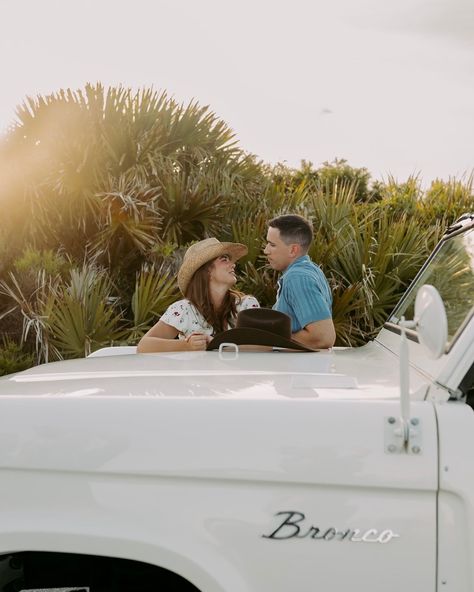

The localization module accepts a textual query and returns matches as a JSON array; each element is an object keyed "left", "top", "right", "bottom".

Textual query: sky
[{"left": 1, "top": 0, "right": 473, "bottom": 185}]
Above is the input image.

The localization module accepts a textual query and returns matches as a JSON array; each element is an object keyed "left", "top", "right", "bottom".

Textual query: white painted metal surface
[
  {"left": 0, "top": 342, "right": 429, "bottom": 401},
  {"left": 436, "top": 401, "right": 474, "bottom": 592},
  {"left": 0, "top": 397, "right": 438, "bottom": 592}
]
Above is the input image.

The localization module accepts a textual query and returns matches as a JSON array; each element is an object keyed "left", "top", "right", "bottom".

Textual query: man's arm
[{"left": 292, "top": 319, "right": 336, "bottom": 349}]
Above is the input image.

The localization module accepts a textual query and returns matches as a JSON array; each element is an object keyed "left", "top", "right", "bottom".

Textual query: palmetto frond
[
  {"left": 90, "top": 186, "right": 161, "bottom": 266},
  {"left": 48, "top": 265, "right": 126, "bottom": 358},
  {"left": 128, "top": 264, "right": 180, "bottom": 342},
  {"left": 237, "top": 262, "right": 278, "bottom": 308},
  {"left": 327, "top": 211, "right": 436, "bottom": 341},
  {"left": 0, "top": 271, "right": 62, "bottom": 363},
  {"left": 160, "top": 100, "right": 239, "bottom": 163},
  {"left": 231, "top": 213, "right": 268, "bottom": 266},
  {"left": 331, "top": 283, "right": 370, "bottom": 346},
  {"left": 157, "top": 167, "right": 226, "bottom": 244}
]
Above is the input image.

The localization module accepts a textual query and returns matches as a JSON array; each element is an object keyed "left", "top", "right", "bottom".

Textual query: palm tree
[{"left": 1, "top": 84, "right": 249, "bottom": 261}]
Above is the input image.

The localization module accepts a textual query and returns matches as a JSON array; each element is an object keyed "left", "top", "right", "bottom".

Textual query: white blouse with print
[{"left": 160, "top": 296, "right": 260, "bottom": 338}]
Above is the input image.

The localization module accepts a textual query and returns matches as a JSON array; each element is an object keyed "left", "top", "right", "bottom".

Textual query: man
[{"left": 264, "top": 214, "right": 336, "bottom": 349}]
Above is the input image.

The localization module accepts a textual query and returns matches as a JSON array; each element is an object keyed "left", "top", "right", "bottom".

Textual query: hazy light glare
[{"left": 0, "top": 0, "right": 473, "bottom": 183}]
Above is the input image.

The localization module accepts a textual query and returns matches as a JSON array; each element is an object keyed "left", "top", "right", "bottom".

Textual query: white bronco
[{"left": 0, "top": 215, "right": 473, "bottom": 592}]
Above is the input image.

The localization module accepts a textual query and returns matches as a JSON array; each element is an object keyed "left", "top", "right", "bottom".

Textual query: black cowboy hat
[{"left": 207, "top": 308, "right": 317, "bottom": 352}]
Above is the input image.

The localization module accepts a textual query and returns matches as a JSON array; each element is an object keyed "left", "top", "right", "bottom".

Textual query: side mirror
[
  {"left": 388, "top": 285, "right": 447, "bottom": 454},
  {"left": 414, "top": 284, "right": 448, "bottom": 359}
]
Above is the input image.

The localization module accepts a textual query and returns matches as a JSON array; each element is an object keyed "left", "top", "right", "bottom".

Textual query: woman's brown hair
[{"left": 184, "top": 260, "right": 243, "bottom": 334}]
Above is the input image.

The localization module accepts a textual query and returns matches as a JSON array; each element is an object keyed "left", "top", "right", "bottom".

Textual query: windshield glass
[{"left": 389, "top": 227, "right": 474, "bottom": 345}]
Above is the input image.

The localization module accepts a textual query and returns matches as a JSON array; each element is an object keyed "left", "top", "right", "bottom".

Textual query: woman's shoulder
[
  {"left": 236, "top": 294, "right": 260, "bottom": 311},
  {"left": 159, "top": 298, "right": 210, "bottom": 336},
  {"left": 161, "top": 299, "right": 195, "bottom": 317},
  {"left": 169, "top": 298, "right": 192, "bottom": 308}
]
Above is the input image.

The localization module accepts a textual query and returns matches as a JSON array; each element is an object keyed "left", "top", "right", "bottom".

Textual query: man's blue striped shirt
[{"left": 273, "top": 255, "right": 332, "bottom": 333}]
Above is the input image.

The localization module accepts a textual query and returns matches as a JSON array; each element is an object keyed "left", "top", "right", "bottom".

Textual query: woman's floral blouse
[{"left": 160, "top": 296, "right": 260, "bottom": 338}]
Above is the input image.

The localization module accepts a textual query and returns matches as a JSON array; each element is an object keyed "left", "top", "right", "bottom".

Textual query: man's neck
[{"left": 282, "top": 252, "right": 308, "bottom": 272}]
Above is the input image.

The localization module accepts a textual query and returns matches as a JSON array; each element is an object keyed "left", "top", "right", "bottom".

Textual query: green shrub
[
  {"left": 421, "top": 178, "right": 474, "bottom": 225},
  {"left": 0, "top": 340, "right": 35, "bottom": 376},
  {"left": 14, "top": 247, "right": 68, "bottom": 276}
]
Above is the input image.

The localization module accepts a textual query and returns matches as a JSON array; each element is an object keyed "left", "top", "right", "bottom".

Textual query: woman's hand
[{"left": 185, "top": 332, "right": 211, "bottom": 351}]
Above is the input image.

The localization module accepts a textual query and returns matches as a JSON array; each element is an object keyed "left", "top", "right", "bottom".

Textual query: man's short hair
[{"left": 268, "top": 214, "right": 313, "bottom": 250}]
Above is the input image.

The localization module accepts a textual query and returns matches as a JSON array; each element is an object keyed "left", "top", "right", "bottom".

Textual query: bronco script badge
[{"left": 262, "top": 511, "right": 400, "bottom": 544}]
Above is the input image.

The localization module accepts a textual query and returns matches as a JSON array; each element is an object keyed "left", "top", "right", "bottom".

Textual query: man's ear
[{"left": 289, "top": 243, "right": 301, "bottom": 259}]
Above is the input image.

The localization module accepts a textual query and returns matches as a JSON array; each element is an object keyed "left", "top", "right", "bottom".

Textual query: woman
[{"left": 137, "top": 238, "right": 259, "bottom": 352}]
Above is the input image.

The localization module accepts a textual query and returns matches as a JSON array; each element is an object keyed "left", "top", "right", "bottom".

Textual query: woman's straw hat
[{"left": 178, "top": 238, "right": 248, "bottom": 294}]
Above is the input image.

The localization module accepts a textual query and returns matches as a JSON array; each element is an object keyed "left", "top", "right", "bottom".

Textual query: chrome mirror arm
[{"left": 399, "top": 317, "right": 416, "bottom": 446}]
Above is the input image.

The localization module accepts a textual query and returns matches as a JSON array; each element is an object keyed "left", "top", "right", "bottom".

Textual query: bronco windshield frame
[{"left": 385, "top": 217, "right": 474, "bottom": 352}]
